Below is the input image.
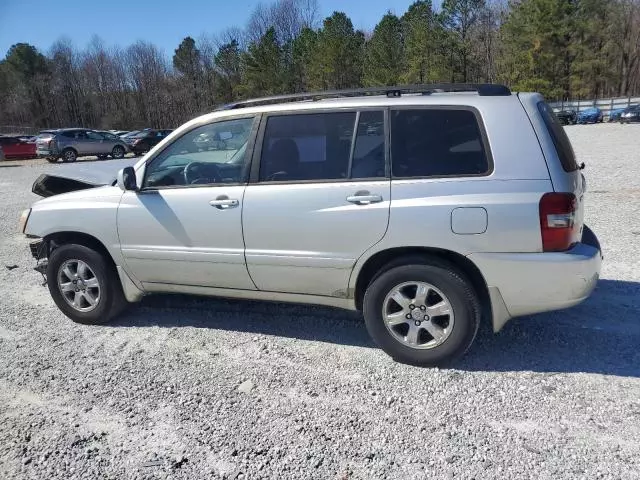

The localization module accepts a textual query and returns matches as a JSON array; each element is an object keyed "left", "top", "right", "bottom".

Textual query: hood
[{"left": 32, "top": 158, "right": 137, "bottom": 197}]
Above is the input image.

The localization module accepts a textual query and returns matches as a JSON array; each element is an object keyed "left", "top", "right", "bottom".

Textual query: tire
[
  {"left": 363, "top": 260, "right": 480, "bottom": 367},
  {"left": 111, "top": 145, "right": 125, "bottom": 159},
  {"left": 47, "top": 244, "right": 127, "bottom": 325},
  {"left": 61, "top": 148, "right": 77, "bottom": 163}
]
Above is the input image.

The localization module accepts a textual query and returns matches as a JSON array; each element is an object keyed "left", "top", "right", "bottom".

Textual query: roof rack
[{"left": 217, "top": 83, "right": 511, "bottom": 110}]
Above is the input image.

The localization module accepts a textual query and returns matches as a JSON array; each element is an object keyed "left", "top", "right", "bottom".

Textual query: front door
[
  {"left": 117, "top": 115, "right": 258, "bottom": 290},
  {"left": 243, "top": 110, "right": 390, "bottom": 296}
]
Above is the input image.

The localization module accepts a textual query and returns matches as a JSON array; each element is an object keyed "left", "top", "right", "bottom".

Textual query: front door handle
[
  {"left": 209, "top": 196, "right": 239, "bottom": 209},
  {"left": 346, "top": 191, "right": 383, "bottom": 205}
]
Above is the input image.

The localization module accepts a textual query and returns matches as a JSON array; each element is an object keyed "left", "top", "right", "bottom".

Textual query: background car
[
  {"left": 577, "top": 107, "right": 603, "bottom": 124},
  {"left": 608, "top": 107, "right": 628, "bottom": 122},
  {"left": 36, "top": 128, "right": 130, "bottom": 163},
  {"left": 620, "top": 105, "right": 640, "bottom": 123},
  {"left": 0, "top": 136, "right": 37, "bottom": 159},
  {"left": 553, "top": 109, "right": 577, "bottom": 125},
  {"left": 0, "top": 145, "right": 4, "bottom": 161},
  {"left": 129, "top": 129, "right": 173, "bottom": 156}
]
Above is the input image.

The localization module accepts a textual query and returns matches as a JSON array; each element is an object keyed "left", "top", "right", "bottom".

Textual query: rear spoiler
[{"left": 32, "top": 173, "right": 103, "bottom": 198}]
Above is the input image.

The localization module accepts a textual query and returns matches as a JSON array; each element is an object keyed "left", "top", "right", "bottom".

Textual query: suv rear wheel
[
  {"left": 47, "top": 244, "right": 127, "bottom": 325},
  {"left": 62, "top": 148, "right": 77, "bottom": 163},
  {"left": 363, "top": 262, "right": 480, "bottom": 367}
]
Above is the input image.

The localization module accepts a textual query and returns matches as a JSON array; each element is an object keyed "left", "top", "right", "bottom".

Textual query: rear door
[{"left": 242, "top": 109, "right": 390, "bottom": 296}]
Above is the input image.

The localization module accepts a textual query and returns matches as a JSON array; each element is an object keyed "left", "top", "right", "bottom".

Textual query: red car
[{"left": 0, "top": 136, "right": 37, "bottom": 159}]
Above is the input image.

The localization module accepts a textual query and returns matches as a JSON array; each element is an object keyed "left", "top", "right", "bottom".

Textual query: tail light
[{"left": 539, "top": 192, "right": 577, "bottom": 252}]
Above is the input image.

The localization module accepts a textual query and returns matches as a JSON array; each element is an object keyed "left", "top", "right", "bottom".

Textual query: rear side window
[
  {"left": 537, "top": 102, "right": 578, "bottom": 172},
  {"left": 259, "top": 112, "right": 356, "bottom": 182},
  {"left": 390, "top": 109, "right": 489, "bottom": 178}
]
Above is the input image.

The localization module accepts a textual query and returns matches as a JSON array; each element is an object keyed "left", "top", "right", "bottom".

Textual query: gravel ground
[{"left": 1, "top": 124, "right": 639, "bottom": 479}]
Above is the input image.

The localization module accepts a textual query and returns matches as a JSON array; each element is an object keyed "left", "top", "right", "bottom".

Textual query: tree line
[{"left": 1, "top": 0, "right": 639, "bottom": 131}]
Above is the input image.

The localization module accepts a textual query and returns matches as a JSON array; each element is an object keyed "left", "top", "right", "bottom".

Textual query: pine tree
[
  {"left": 402, "top": 1, "right": 443, "bottom": 84},
  {"left": 241, "top": 27, "right": 285, "bottom": 97},
  {"left": 311, "top": 12, "right": 365, "bottom": 89},
  {"left": 364, "top": 13, "right": 405, "bottom": 86}
]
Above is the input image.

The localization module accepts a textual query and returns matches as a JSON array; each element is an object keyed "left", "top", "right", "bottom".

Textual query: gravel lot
[{"left": 1, "top": 124, "right": 639, "bottom": 479}]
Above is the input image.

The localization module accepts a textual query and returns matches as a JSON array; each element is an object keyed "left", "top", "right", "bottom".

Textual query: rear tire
[
  {"left": 363, "top": 261, "right": 480, "bottom": 367},
  {"left": 62, "top": 148, "right": 77, "bottom": 163},
  {"left": 47, "top": 244, "right": 127, "bottom": 325}
]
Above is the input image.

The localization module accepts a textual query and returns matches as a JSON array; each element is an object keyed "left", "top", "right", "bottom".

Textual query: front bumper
[{"left": 469, "top": 231, "right": 602, "bottom": 331}]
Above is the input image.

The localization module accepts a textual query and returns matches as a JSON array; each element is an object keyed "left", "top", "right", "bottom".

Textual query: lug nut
[
  {"left": 409, "top": 304, "right": 415, "bottom": 310},
  {"left": 420, "top": 305, "right": 426, "bottom": 311},
  {"left": 406, "top": 314, "right": 412, "bottom": 319}
]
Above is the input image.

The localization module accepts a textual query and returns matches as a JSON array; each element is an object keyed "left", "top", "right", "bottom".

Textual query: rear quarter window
[
  {"left": 538, "top": 102, "right": 578, "bottom": 172},
  {"left": 390, "top": 108, "right": 490, "bottom": 178}
]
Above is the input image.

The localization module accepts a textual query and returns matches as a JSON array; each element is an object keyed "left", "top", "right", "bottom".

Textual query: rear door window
[
  {"left": 390, "top": 109, "right": 490, "bottom": 178},
  {"left": 537, "top": 101, "right": 578, "bottom": 172}
]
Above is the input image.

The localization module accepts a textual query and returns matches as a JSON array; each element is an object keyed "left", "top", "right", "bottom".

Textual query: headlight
[{"left": 18, "top": 208, "right": 31, "bottom": 233}]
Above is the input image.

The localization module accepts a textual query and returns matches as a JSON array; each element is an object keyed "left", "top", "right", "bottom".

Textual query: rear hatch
[
  {"left": 518, "top": 93, "right": 585, "bottom": 250},
  {"left": 36, "top": 130, "right": 58, "bottom": 152}
]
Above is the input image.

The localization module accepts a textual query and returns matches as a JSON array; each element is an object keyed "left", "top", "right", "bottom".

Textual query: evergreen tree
[
  {"left": 402, "top": 0, "right": 443, "bottom": 84},
  {"left": 215, "top": 39, "right": 242, "bottom": 102},
  {"left": 440, "top": 0, "right": 486, "bottom": 82},
  {"left": 241, "top": 27, "right": 285, "bottom": 97},
  {"left": 364, "top": 13, "right": 405, "bottom": 86},
  {"left": 310, "top": 12, "right": 365, "bottom": 89}
]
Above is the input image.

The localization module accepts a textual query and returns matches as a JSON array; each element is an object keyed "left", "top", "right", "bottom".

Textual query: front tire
[
  {"left": 111, "top": 145, "right": 125, "bottom": 159},
  {"left": 363, "top": 262, "right": 480, "bottom": 367},
  {"left": 47, "top": 244, "right": 127, "bottom": 325}
]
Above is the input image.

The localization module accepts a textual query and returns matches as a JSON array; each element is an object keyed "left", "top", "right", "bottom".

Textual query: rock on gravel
[{"left": 1, "top": 126, "right": 640, "bottom": 479}]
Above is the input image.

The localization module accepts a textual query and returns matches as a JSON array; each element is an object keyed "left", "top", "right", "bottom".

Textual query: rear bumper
[
  {"left": 469, "top": 233, "right": 602, "bottom": 331},
  {"left": 36, "top": 148, "right": 58, "bottom": 158}
]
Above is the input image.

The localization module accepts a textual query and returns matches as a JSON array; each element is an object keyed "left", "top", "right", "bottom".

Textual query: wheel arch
[
  {"left": 353, "top": 247, "right": 491, "bottom": 323},
  {"left": 44, "top": 231, "right": 116, "bottom": 270}
]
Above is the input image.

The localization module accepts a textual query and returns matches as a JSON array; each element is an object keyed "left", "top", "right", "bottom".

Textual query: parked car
[
  {"left": 0, "top": 145, "right": 4, "bottom": 161},
  {"left": 36, "top": 128, "right": 130, "bottom": 163},
  {"left": 620, "top": 105, "right": 640, "bottom": 123},
  {"left": 0, "top": 136, "right": 37, "bottom": 159},
  {"left": 608, "top": 107, "right": 627, "bottom": 122},
  {"left": 18, "top": 135, "right": 37, "bottom": 143},
  {"left": 553, "top": 109, "right": 577, "bottom": 125},
  {"left": 120, "top": 130, "right": 141, "bottom": 139},
  {"left": 128, "top": 129, "right": 173, "bottom": 156},
  {"left": 20, "top": 84, "right": 601, "bottom": 367},
  {"left": 577, "top": 107, "right": 603, "bottom": 124}
]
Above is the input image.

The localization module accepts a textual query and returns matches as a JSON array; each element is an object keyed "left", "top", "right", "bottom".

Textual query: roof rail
[{"left": 217, "top": 83, "right": 511, "bottom": 110}]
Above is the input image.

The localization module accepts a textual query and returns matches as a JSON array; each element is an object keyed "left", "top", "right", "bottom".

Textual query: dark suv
[
  {"left": 553, "top": 109, "right": 577, "bottom": 125},
  {"left": 127, "top": 129, "right": 173, "bottom": 156}
]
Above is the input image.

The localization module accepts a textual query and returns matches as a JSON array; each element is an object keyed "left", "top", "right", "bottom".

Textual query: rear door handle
[
  {"left": 346, "top": 192, "right": 383, "bottom": 205},
  {"left": 209, "top": 196, "right": 239, "bottom": 209}
]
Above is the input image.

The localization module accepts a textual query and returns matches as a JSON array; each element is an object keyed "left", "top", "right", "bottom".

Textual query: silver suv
[
  {"left": 36, "top": 128, "right": 130, "bottom": 163},
  {"left": 20, "top": 84, "right": 602, "bottom": 366}
]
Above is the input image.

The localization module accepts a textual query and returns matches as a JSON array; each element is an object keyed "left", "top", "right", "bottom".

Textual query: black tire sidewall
[
  {"left": 47, "top": 244, "right": 117, "bottom": 325},
  {"left": 112, "top": 146, "right": 124, "bottom": 158},
  {"left": 62, "top": 149, "right": 76, "bottom": 162},
  {"left": 363, "top": 264, "right": 479, "bottom": 366}
]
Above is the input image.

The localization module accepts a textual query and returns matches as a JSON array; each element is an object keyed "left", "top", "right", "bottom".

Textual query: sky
[{"left": 0, "top": 0, "right": 441, "bottom": 58}]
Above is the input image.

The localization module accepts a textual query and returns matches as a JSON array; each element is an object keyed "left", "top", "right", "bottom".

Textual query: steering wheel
[{"left": 183, "top": 162, "right": 222, "bottom": 185}]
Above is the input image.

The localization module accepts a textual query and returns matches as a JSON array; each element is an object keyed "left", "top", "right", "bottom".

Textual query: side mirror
[{"left": 117, "top": 166, "right": 138, "bottom": 191}]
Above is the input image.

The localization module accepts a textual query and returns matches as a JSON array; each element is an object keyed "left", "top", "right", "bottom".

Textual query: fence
[
  {"left": 0, "top": 126, "right": 41, "bottom": 136},
  {"left": 549, "top": 97, "right": 640, "bottom": 118}
]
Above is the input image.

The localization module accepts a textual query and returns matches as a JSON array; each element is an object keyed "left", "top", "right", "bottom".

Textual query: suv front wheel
[
  {"left": 363, "top": 262, "right": 480, "bottom": 367},
  {"left": 47, "top": 244, "right": 127, "bottom": 325}
]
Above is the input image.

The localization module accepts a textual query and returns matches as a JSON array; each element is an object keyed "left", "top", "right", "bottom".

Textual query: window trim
[
  {"left": 389, "top": 105, "right": 494, "bottom": 180},
  {"left": 139, "top": 113, "right": 261, "bottom": 191},
  {"left": 248, "top": 107, "right": 389, "bottom": 185}
]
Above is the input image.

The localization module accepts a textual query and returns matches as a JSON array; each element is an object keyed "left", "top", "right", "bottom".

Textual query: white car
[{"left": 20, "top": 84, "right": 602, "bottom": 366}]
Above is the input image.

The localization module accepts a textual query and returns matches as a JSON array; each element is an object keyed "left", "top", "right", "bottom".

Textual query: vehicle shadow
[{"left": 113, "top": 279, "right": 640, "bottom": 377}]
